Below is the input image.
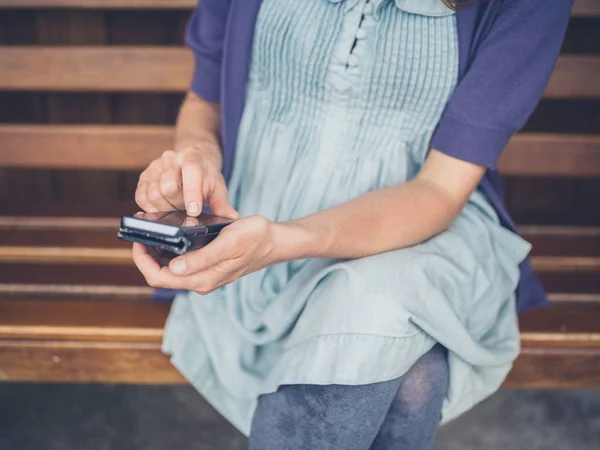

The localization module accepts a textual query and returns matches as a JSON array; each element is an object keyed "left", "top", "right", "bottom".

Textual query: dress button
[
  {"left": 363, "top": 2, "right": 374, "bottom": 15},
  {"left": 355, "top": 28, "right": 367, "bottom": 40}
]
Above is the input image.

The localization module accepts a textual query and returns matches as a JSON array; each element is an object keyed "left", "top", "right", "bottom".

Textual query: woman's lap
[{"left": 163, "top": 207, "right": 522, "bottom": 434}]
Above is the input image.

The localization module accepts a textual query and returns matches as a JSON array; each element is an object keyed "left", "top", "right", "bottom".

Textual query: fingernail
[
  {"left": 187, "top": 202, "right": 199, "bottom": 216},
  {"left": 183, "top": 218, "right": 197, "bottom": 227},
  {"left": 170, "top": 258, "right": 187, "bottom": 275}
]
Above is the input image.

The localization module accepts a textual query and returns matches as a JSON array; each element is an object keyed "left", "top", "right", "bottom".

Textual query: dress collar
[{"left": 327, "top": 0, "right": 455, "bottom": 17}]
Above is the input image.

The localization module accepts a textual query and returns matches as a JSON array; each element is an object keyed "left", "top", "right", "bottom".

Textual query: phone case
[{"left": 117, "top": 216, "right": 229, "bottom": 255}]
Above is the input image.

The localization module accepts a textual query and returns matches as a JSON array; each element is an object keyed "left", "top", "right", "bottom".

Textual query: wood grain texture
[
  {"left": 0, "top": 47, "right": 192, "bottom": 92},
  {"left": 2, "top": 299, "right": 598, "bottom": 343},
  {"left": 0, "top": 125, "right": 171, "bottom": 169},
  {"left": 504, "top": 347, "right": 600, "bottom": 388},
  {"left": 0, "top": 48, "right": 596, "bottom": 97},
  {"left": 0, "top": 0, "right": 597, "bottom": 15},
  {"left": 1, "top": 244, "right": 598, "bottom": 273},
  {"left": 545, "top": 55, "right": 600, "bottom": 99},
  {"left": 571, "top": 0, "right": 600, "bottom": 17},
  {"left": 0, "top": 284, "right": 152, "bottom": 299},
  {"left": 0, "top": 263, "right": 146, "bottom": 286},
  {"left": 0, "top": 0, "right": 196, "bottom": 8},
  {"left": 2, "top": 218, "right": 598, "bottom": 256},
  {"left": 499, "top": 134, "right": 600, "bottom": 177},
  {"left": 0, "top": 300, "right": 169, "bottom": 341},
  {"left": 0, "top": 342, "right": 186, "bottom": 384},
  {"left": 1, "top": 341, "right": 598, "bottom": 386},
  {"left": 0, "top": 246, "right": 132, "bottom": 264},
  {"left": 1, "top": 301, "right": 599, "bottom": 385},
  {"left": 2, "top": 126, "right": 599, "bottom": 176}
]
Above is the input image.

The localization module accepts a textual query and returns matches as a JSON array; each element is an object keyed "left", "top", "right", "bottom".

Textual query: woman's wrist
[{"left": 268, "top": 218, "right": 330, "bottom": 264}]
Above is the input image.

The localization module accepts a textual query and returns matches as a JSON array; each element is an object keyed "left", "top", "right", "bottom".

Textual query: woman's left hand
[{"left": 132, "top": 216, "right": 283, "bottom": 294}]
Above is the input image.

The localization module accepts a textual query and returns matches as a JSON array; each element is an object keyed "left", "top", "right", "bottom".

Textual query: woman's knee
[{"left": 394, "top": 344, "right": 448, "bottom": 415}]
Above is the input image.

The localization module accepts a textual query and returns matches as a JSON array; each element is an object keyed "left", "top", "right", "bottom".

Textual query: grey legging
[{"left": 249, "top": 344, "right": 448, "bottom": 450}]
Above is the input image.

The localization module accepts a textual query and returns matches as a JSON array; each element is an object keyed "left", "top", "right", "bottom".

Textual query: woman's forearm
[
  {"left": 272, "top": 150, "right": 486, "bottom": 262},
  {"left": 276, "top": 179, "right": 459, "bottom": 261},
  {"left": 174, "top": 91, "right": 223, "bottom": 169}
]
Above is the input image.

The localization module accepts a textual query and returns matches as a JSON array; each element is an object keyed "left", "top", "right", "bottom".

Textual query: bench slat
[
  {"left": 0, "top": 342, "right": 186, "bottom": 384},
  {"left": 1, "top": 341, "right": 598, "bottom": 386},
  {"left": 0, "top": 284, "right": 153, "bottom": 299},
  {"left": 0, "top": 47, "right": 192, "bottom": 92},
  {"left": 504, "top": 347, "right": 600, "bottom": 388},
  {"left": 0, "top": 299, "right": 169, "bottom": 341},
  {"left": 1, "top": 48, "right": 597, "bottom": 97},
  {"left": 0, "top": 264, "right": 598, "bottom": 295},
  {"left": 0, "top": 0, "right": 597, "bottom": 16},
  {"left": 2, "top": 125, "right": 600, "bottom": 177},
  {"left": 0, "top": 0, "right": 196, "bottom": 7},
  {"left": 499, "top": 134, "right": 600, "bottom": 177},
  {"left": 572, "top": 0, "right": 600, "bottom": 16},
  {"left": 2, "top": 218, "right": 599, "bottom": 257},
  {"left": 0, "top": 284, "right": 597, "bottom": 304},
  {"left": 1, "top": 300, "right": 598, "bottom": 385},
  {"left": 1, "top": 245, "right": 598, "bottom": 273},
  {"left": 0, "top": 125, "right": 172, "bottom": 170}
]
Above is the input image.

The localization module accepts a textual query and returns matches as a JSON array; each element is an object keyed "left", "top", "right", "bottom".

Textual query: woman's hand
[
  {"left": 135, "top": 144, "right": 238, "bottom": 219},
  {"left": 132, "top": 216, "right": 289, "bottom": 294}
]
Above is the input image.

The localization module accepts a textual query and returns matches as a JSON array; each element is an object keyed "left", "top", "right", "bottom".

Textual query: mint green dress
[{"left": 163, "top": 0, "right": 532, "bottom": 436}]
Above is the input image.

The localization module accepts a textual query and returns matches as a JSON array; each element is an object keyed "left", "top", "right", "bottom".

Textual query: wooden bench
[{"left": 0, "top": 0, "right": 599, "bottom": 388}]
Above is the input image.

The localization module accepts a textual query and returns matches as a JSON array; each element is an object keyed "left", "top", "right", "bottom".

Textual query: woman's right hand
[{"left": 135, "top": 144, "right": 239, "bottom": 219}]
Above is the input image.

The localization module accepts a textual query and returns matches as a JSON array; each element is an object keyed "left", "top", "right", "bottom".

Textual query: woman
[{"left": 133, "top": 0, "right": 573, "bottom": 448}]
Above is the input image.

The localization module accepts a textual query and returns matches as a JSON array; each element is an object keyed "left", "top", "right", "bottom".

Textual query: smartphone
[{"left": 118, "top": 210, "right": 233, "bottom": 256}]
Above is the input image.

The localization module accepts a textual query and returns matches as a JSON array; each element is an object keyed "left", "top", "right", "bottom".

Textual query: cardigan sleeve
[
  {"left": 185, "top": 0, "right": 233, "bottom": 102},
  {"left": 430, "top": 0, "right": 573, "bottom": 169}
]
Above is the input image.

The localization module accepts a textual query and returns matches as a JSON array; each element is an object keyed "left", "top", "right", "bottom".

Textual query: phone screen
[{"left": 134, "top": 211, "right": 232, "bottom": 228}]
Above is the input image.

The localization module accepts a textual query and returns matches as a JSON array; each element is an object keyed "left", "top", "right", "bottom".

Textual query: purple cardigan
[{"left": 185, "top": 0, "right": 573, "bottom": 312}]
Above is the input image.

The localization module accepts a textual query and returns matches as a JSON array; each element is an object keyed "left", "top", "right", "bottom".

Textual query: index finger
[{"left": 180, "top": 157, "right": 204, "bottom": 217}]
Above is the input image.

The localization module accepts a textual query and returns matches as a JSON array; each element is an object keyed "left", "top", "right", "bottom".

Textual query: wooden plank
[
  {"left": 0, "top": 0, "right": 196, "bottom": 8},
  {"left": 2, "top": 125, "right": 600, "bottom": 177},
  {"left": 0, "top": 284, "right": 152, "bottom": 299},
  {"left": 548, "top": 293, "right": 600, "bottom": 304},
  {"left": 504, "top": 347, "right": 600, "bottom": 388},
  {"left": 0, "top": 301, "right": 599, "bottom": 385},
  {"left": 0, "top": 0, "right": 597, "bottom": 15},
  {"left": 500, "top": 134, "right": 600, "bottom": 177},
  {"left": 0, "top": 46, "right": 192, "bottom": 92},
  {"left": 0, "top": 285, "right": 591, "bottom": 304},
  {"left": 2, "top": 341, "right": 599, "bottom": 386},
  {"left": 0, "top": 264, "right": 146, "bottom": 286},
  {"left": 1, "top": 243, "right": 599, "bottom": 272},
  {"left": 0, "top": 216, "right": 119, "bottom": 230},
  {"left": 0, "top": 48, "right": 597, "bottom": 97},
  {"left": 572, "top": 0, "right": 600, "bottom": 17},
  {"left": 545, "top": 55, "right": 600, "bottom": 98},
  {"left": 0, "top": 246, "right": 132, "bottom": 264},
  {"left": 2, "top": 262, "right": 594, "bottom": 295},
  {"left": 521, "top": 225, "right": 600, "bottom": 257},
  {"left": 519, "top": 303, "right": 600, "bottom": 348},
  {"left": 538, "top": 271, "right": 600, "bottom": 295},
  {"left": 0, "top": 299, "right": 169, "bottom": 342},
  {"left": 2, "top": 218, "right": 599, "bottom": 257},
  {"left": 0, "top": 300, "right": 598, "bottom": 344},
  {"left": 0, "top": 202, "right": 137, "bottom": 218},
  {"left": 0, "top": 125, "right": 170, "bottom": 169},
  {"left": 0, "top": 341, "right": 186, "bottom": 384}
]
